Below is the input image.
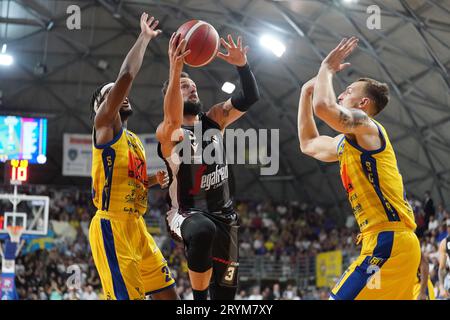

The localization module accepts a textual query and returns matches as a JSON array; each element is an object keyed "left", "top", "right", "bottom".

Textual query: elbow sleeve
[{"left": 230, "top": 63, "right": 260, "bottom": 112}]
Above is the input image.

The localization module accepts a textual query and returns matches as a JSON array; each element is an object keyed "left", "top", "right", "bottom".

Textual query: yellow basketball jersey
[
  {"left": 336, "top": 119, "right": 416, "bottom": 234},
  {"left": 91, "top": 128, "right": 148, "bottom": 216}
]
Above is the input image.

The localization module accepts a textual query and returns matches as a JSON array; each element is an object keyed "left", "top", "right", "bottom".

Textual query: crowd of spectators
[{"left": 0, "top": 185, "right": 448, "bottom": 300}]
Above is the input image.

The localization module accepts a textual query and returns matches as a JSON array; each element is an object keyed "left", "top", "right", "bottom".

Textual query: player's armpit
[
  {"left": 206, "top": 99, "right": 245, "bottom": 129},
  {"left": 300, "top": 134, "right": 342, "bottom": 163},
  {"left": 156, "top": 120, "right": 183, "bottom": 142},
  {"left": 156, "top": 122, "right": 183, "bottom": 158}
]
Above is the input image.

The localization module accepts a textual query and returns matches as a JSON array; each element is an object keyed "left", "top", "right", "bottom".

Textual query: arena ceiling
[{"left": 0, "top": 0, "right": 449, "bottom": 218}]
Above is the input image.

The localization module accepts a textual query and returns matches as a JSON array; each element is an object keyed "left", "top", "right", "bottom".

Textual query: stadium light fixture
[
  {"left": 0, "top": 44, "right": 13, "bottom": 66},
  {"left": 260, "top": 35, "right": 286, "bottom": 58},
  {"left": 221, "top": 82, "right": 236, "bottom": 94},
  {"left": 343, "top": 0, "right": 358, "bottom": 3}
]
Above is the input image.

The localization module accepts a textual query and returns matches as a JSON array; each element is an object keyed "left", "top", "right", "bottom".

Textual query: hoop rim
[{"left": 6, "top": 225, "right": 24, "bottom": 242}]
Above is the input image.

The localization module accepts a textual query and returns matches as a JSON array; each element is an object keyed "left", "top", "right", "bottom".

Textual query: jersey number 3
[{"left": 222, "top": 265, "right": 236, "bottom": 285}]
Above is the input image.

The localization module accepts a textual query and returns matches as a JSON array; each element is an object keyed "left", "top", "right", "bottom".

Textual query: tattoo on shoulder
[{"left": 339, "top": 110, "right": 369, "bottom": 129}]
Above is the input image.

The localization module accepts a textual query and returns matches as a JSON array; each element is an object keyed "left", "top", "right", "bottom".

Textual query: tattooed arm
[
  {"left": 312, "top": 37, "right": 379, "bottom": 139},
  {"left": 313, "top": 64, "right": 378, "bottom": 136}
]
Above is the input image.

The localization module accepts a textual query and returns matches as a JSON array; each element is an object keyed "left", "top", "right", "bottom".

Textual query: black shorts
[{"left": 165, "top": 208, "right": 240, "bottom": 287}]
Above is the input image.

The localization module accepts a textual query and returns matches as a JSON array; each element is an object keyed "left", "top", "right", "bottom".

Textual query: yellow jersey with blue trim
[
  {"left": 91, "top": 128, "right": 148, "bottom": 216},
  {"left": 336, "top": 119, "right": 416, "bottom": 234}
]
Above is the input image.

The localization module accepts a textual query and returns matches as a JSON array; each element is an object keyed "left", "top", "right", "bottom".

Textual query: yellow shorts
[
  {"left": 331, "top": 230, "right": 420, "bottom": 300},
  {"left": 89, "top": 211, "right": 176, "bottom": 300},
  {"left": 413, "top": 278, "right": 435, "bottom": 300}
]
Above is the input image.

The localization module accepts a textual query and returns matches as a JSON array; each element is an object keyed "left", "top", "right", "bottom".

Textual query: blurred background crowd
[{"left": 0, "top": 185, "right": 448, "bottom": 300}]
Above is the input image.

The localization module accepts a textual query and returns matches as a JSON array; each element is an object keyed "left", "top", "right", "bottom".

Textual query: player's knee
[
  {"left": 182, "top": 215, "right": 217, "bottom": 273},
  {"left": 182, "top": 215, "right": 216, "bottom": 245},
  {"left": 194, "top": 218, "right": 216, "bottom": 243}
]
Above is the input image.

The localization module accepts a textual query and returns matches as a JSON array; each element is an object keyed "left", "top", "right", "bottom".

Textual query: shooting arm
[
  {"left": 95, "top": 33, "right": 151, "bottom": 128},
  {"left": 313, "top": 66, "right": 377, "bottom": 135},
  {"left": 157, "top": 34, "right": 189, "bottom": 144},
  {"left": 157, "top": 68, "right": 183, "bottom": 143},
  {"left": 298, "top": 86, "right": 341, "bottom": 162}
]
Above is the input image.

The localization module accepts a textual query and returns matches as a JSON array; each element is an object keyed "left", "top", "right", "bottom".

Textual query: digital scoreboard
[{"left": 0, "top": 116, "right": 47, "bottom": 164}]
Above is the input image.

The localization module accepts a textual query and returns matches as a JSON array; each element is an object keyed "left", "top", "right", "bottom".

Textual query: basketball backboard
[{"left": 0, "top": 194, "right": 49, "bottom": 237}]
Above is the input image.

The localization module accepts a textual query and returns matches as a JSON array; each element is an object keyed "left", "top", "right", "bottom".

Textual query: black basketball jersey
[{"left": 158, "top": 113, "right": 234, "bottom": 216}]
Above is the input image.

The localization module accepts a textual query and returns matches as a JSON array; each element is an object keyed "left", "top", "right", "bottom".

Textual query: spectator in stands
[
  {"left": 64, "top": 287, "right": 81, "bottom": 300},
  {"left": 9, "top": 184, "right": 445, "bottom": 300},
  {"left": 436, "top": 221, "right": 449, "bottom": 243},
  {"left": 423, "top": 191, "right": 435, "bottom": 226},
  {"left": 235, "top": 289, "right": 248, "bottom": 300},
  {"left": 428, "top": 215, "right": 439, "bottom": 233},
  {"left": 267, "top": 284, "right": 278, "bottom": 299},
  {"left": 49, "top": 282, "right": 63, "bottom": 300},
  {"left": 82, "top": 285, "right": 98, "bottom": 300},
  {"left": 248, "top": 286, "right": 263, "bottom": 300}
]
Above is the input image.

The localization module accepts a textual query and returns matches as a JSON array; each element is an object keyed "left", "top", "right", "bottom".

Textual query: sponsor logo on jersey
[
  {"left": 128, "top": 150, "right": 148, "bottom": 186},
  {"left": 340, "top": 164, "right": 354, "bottom": 193},
  {"left": 200, "top": 165, "right": 229, "bottom": 191}
]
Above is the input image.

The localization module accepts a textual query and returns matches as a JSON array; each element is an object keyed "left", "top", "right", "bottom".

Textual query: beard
[
  {"left": 119, "top": 107, "right": 133, "bottom": 121},
  {"left": 183, "top": 100, "right": 203, "bottom": 116}
]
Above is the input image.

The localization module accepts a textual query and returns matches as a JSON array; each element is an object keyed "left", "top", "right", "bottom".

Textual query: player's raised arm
[
  {"left": 312, "top": 37, "right": 378, "bottom": 136},
  {"left": 156, "top": 33, "right": 191, "bottom": 144},
  {"left": 207, "top": 35, "right": 260, "bottom": 130},
  {"left": 297, "top": 77, "right": 341, "bottom": 162},
  {"left": 95, "top": 13, "right": 161, "bottom": 128}
]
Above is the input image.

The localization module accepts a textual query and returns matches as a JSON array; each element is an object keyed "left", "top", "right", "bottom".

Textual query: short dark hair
[
  {"left": 90, "top": 82, "right": 111, "bottom": 119},
  {"left": 358, "top": 78, "right": 390, "bottom": 115},
  {"left": 161, "top": 72, "right": 190, "bottom": 97}
]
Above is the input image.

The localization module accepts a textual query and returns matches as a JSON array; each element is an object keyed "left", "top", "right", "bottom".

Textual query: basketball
[{"left": 176, "top": 20, "right": 219, "bottom": 67}]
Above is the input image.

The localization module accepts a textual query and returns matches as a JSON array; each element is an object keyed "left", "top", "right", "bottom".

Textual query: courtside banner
[
  {"left": 62, "top": 133, "right": 92, "bottom": 177},
  {"left": 316, "top": 250, "right": 343, "bottom": 288},
  {"left": 63, "top": 133, "right": 165, "bottom": 177}
]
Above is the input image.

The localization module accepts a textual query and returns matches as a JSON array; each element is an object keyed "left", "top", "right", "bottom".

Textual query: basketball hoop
[{"left": 6, "top": 226, "right": 24, "bottom": 243}]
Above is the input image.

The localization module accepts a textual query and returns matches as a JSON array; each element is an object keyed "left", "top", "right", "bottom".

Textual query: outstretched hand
[
  {"left": 322, "top": 37, "right": 359, "bottom": 73},
  {"left": 217, "top": 35, "right": 248, "bottom": 67},
  {"left": 168, "top": 33, "right": 191, "bottom": 73},
  {"left": 140, "top": 12, "right": 162, "bottom": 40}
]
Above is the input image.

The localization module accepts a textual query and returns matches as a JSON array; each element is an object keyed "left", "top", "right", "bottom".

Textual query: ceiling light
[
  {"left": 260, "top": 35, "right": 286, "bottom": 58},
  {"left": 221, "top": 82, "right": 236, "bottom": 94}
]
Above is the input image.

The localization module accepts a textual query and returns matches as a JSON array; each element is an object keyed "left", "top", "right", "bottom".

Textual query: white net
[{"left": 7, "top": 226, "right": 24, "bottom": 243}]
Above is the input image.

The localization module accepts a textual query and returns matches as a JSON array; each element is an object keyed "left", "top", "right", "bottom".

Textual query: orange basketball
[{"left": 176, "top": 20, "right": 219, "bottom": 67}]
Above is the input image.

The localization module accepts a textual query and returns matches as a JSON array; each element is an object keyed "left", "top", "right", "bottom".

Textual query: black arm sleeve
[{"left": 230, "top": 63, "right": 260, "bottom": 112}]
